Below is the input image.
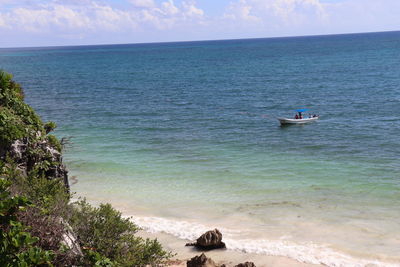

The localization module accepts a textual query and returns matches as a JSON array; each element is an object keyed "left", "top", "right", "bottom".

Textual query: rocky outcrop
[
  {"left": 186, "top": 253, "right": 256, "bottom": 267},
  {"left": 59, "top": 218, "right": 83, "bottom": 258},
  {"left": 234, "top": 262, "right": 256, "bottom": 267},
  {"left": 187, "top": 253, "right": 219, "bottom": 267},
  {"left": 6, "top": 134, "right": 69, "bottom": 189},
  {"left": 186, "top": 229, "right": 226, "bottom": 250}
]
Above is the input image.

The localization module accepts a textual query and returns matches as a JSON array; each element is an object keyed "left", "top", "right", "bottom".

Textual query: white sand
[{"left": 138, "top": 230, "right": 321, "bottom": 267}]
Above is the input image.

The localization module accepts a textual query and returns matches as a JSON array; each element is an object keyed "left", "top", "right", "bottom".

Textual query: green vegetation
[
  {"left": 69, "top": 200, "right": 171, "bottom": 266},
  {"left": 0, "top": 70, "right": 172, "bottom": 266},
  {"left": 44, "top": 122, "right": 57, "bottom": 135},
  {"left": 0, "top": 71, "right": 43, "bottom": 147},
  {"left": 0, "top": 178, "right": 54, "bottom": 267}
]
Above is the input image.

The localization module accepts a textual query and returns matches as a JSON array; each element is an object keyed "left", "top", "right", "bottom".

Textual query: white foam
[{"left": 130, "top": 215, "right": 399, "bottom": 267}]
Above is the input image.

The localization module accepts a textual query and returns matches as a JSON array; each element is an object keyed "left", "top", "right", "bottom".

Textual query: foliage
[
  {"left": 69, "top": 199, "right": 173, "bottom": 266},
  {"left": 0, "top": 70, "right": 44, "bottom": 148},
  {"left": 47, "top": 135, "right": 62, "bottom": 152},
  {"left": 0, "top": 178, "right": 54, "bottom": 267},
  {"left": 44, "top": 121, "right": 57, "bottom": 134},
  {"left": 15, "top": 173, "right": 70, "bottom": 216},
  {"left": 83, "top": 250, "right": 115, "bottom": 267},
  {"left": 0, "top": 107, "right": 26, "bottom": 147},
  {"left": 0, "top": 71, "right": 24, "bottom": 103}
]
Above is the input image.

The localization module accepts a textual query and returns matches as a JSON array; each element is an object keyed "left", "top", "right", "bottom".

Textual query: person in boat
[{"left": 295, "top": 114, "right": 299, "bottom": 119}]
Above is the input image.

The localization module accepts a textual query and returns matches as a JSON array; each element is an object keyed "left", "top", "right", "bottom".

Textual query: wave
[{"left": 130, "top": 216, "right": 397, "bottom": 267}]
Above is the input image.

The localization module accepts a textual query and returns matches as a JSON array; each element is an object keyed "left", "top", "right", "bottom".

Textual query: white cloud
[
  {"left": 221, "top": 0, "right": 400, "bottom": 37},
  {"left": 224, "top": 0, "right": 260, "bottom": 22},
  {"left": 161, "top": 0, "right": 179, "bottom": 15},
  {"left": 182, "top": 1, "right": 204, "bottom": 17},
  {"left": 224, "top": 0, "right": 325, "bottom": 26},
  {"left": 0, "top": 0, "right": 205, "bottom": 34},
  {"left": 129, "top": 0, "right": 155, "bottom": 8},
  {"left": 0, "top": 0, "right": 399, "bottom": 47},
  {"left": 0, "top": 3, "right": 133, "bottom": 33}
]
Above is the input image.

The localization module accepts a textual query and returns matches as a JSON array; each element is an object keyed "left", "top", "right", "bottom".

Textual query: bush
[
  {"left": 0, "top": 107, "right": 27, "bottom": 147},
  {"left": 0, "top": 70, "right": 44, "bottom": 147},
  {"left": 47, "top": 135, "right": 62, "bottom": 152},
  {"left": 44, "top": 121, "right": 57, "bottom": 134},
  {"left": 0, "top": 178, "right": 54, "bottom": 267},
  {"left": 69, "top": 199, "right": 173, "bottom": 266}
]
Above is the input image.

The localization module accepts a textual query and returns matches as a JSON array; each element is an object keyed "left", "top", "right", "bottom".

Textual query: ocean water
[{"left": 1, "top": 32, "right": 400, "bottom": 266}]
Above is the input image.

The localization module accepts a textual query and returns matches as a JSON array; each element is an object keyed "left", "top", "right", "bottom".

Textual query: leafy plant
[
  {"left": 0, "top": 107, "right": 27, "bottom": 147},
  {"left": 0, "top": 178, "right": 54, "bottom": 267},
  {"left": 69, "top": 199, "right": 173, "bottom": 266},
  {"left": 44, "top": 121, "right": 57, "bottom": 134},
  {"left": 47, "top": 135, "right": 62, "bottom": 152}
]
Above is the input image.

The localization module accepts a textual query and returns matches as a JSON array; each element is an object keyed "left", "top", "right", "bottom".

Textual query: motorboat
[{"left": 277, "top": 109, "right": 319, "bottom": 125}]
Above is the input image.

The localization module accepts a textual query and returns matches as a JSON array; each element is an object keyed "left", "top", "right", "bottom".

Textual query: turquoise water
[{"left": 1, "top": 32, "right": 400, "bottom": 265}]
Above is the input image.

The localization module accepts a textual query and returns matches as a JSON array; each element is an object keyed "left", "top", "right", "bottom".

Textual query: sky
[{"left": 0, "top": 0, "right": 399, "bottom": 47}]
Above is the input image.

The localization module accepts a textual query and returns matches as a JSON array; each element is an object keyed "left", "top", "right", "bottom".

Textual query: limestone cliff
[{"left": 0, "top": 70, "right": 69, "bottom": 188}]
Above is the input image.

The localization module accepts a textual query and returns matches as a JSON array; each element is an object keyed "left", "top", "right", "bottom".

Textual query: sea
[{"left": 1, "top": 31, "right": 399, "bottom": 266}]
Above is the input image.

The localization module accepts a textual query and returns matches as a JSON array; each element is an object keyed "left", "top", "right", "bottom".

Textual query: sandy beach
[{"left": 139, "top": 231, "right": 320, "bottom": 267}]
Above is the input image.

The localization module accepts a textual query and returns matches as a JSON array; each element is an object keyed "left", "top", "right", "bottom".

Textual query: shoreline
[
  {"left": 70, "top": 192, "right": 399, "bottom": 267},
  {"left": 138, "top": 230, "right": 319, "bottom": 267},
  {"left": 130, "top": 215, "right": 399, "bottom": 267}
]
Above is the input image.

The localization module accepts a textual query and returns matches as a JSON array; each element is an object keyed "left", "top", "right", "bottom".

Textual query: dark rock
[
  {"left": 186, "top": 229, "right": 226, "bottom": 250},
  {"left": 187, "top": 253, "right": 218, "bottom": 267},
  {"left": 6, "top": 136, "right": 70, "bottom": 190},
  {"left": 235, "top": 262, "right": 256, "bottom": 267},
  {"left": 10, "top": 139, "right": 26, "bottom": 160}
]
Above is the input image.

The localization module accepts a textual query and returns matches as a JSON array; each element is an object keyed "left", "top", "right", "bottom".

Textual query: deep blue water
[{"left": 1, "top": 31, "right": 400, "bottom": 264}]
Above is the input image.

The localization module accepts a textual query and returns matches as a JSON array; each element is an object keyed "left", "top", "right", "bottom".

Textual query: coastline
[
  {"left": 130, "top": 214, "right": 399, "bottom": 267},
  {"left": 71, "top": 193, "right": 321, "bottom": 266},
  {"left": 71, "top": 187, "right": 400, "bottom": 267},
  {"left": 138, "top": 230, "right": 319, "bottom": 267}
]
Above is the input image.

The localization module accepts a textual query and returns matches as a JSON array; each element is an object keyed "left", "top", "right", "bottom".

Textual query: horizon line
[{"left": 1, "top": 30, "right": 399, "bottom": 50}]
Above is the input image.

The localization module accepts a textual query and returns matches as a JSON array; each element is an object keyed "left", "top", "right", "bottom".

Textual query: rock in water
[
  {"left": 187, "top": 229, "right": 226, "bottom": 250},
  {"left": 235, "top": 262, "right": 256, "bottom": 267},
  {"left": 187, "top": 253, "right": 218, "bottom": 267}
]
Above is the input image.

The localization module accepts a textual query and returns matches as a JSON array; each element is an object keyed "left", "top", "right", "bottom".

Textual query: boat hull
[{"left": 277, "top": 116, "right": 319, "bottom": 125}]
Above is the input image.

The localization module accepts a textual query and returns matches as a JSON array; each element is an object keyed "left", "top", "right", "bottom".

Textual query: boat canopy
[{"left": 296, "top": 109, "right": 308, "bottom": 113}]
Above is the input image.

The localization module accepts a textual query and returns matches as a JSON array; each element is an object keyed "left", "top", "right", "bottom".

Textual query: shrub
[
  {"left": 69, "top": 199, "right": 173, "bottom": 266},
  {"left": 0, "top": 70, "right": 44, "bottom": 147},
  {"left": 0, "top": 178, "right": 54, "bottom": 267},
  {"left": 9, "top": 170, "right": 70, "bottom": 216},
  {"left": 47, "top": 134, "right": 62, "bottom": 152},
  {"left": 44, "top": 121, "right": 57, "bottom": 134},
  {"left": 0, "top": 107, "right": 27, "bottom": 147}
]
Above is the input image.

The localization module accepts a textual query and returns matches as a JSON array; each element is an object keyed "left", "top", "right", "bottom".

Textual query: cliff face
[
  {"left": 0, "top": 70, "right": 69, "bottom": 188},
  {"left": 7, "top": 133, "right": 69, "bottom": 189}
]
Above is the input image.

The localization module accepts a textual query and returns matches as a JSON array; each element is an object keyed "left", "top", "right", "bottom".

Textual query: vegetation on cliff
[{"left": 0, "top": 70, "right": 172, "bottom": 266}]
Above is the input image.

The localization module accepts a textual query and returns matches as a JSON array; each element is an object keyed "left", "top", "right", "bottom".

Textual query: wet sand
[{"left": 138, "top": 230, "right": 321, "bottom": 267}]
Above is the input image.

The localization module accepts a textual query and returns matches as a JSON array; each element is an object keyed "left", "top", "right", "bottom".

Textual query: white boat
[
  {"left": 277, "top": 116, "right": 319, "bottom": 125},
  {"left": 277, "top": 109, "right": 319, "bottom": 125}
]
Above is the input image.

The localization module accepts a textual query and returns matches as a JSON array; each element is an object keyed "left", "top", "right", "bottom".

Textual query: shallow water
[{"left": 1, "top": 31, "right": 400, "bottom": 266}]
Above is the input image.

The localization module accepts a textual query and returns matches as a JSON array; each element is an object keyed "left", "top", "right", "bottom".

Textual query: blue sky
[{"left": 0, "top": 0, "right": 399, "bottom": 47}]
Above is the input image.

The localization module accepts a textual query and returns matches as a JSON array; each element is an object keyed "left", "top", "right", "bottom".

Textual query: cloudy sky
[{"left": 0, "top": 0, "right": 399, "bottom": 47}]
